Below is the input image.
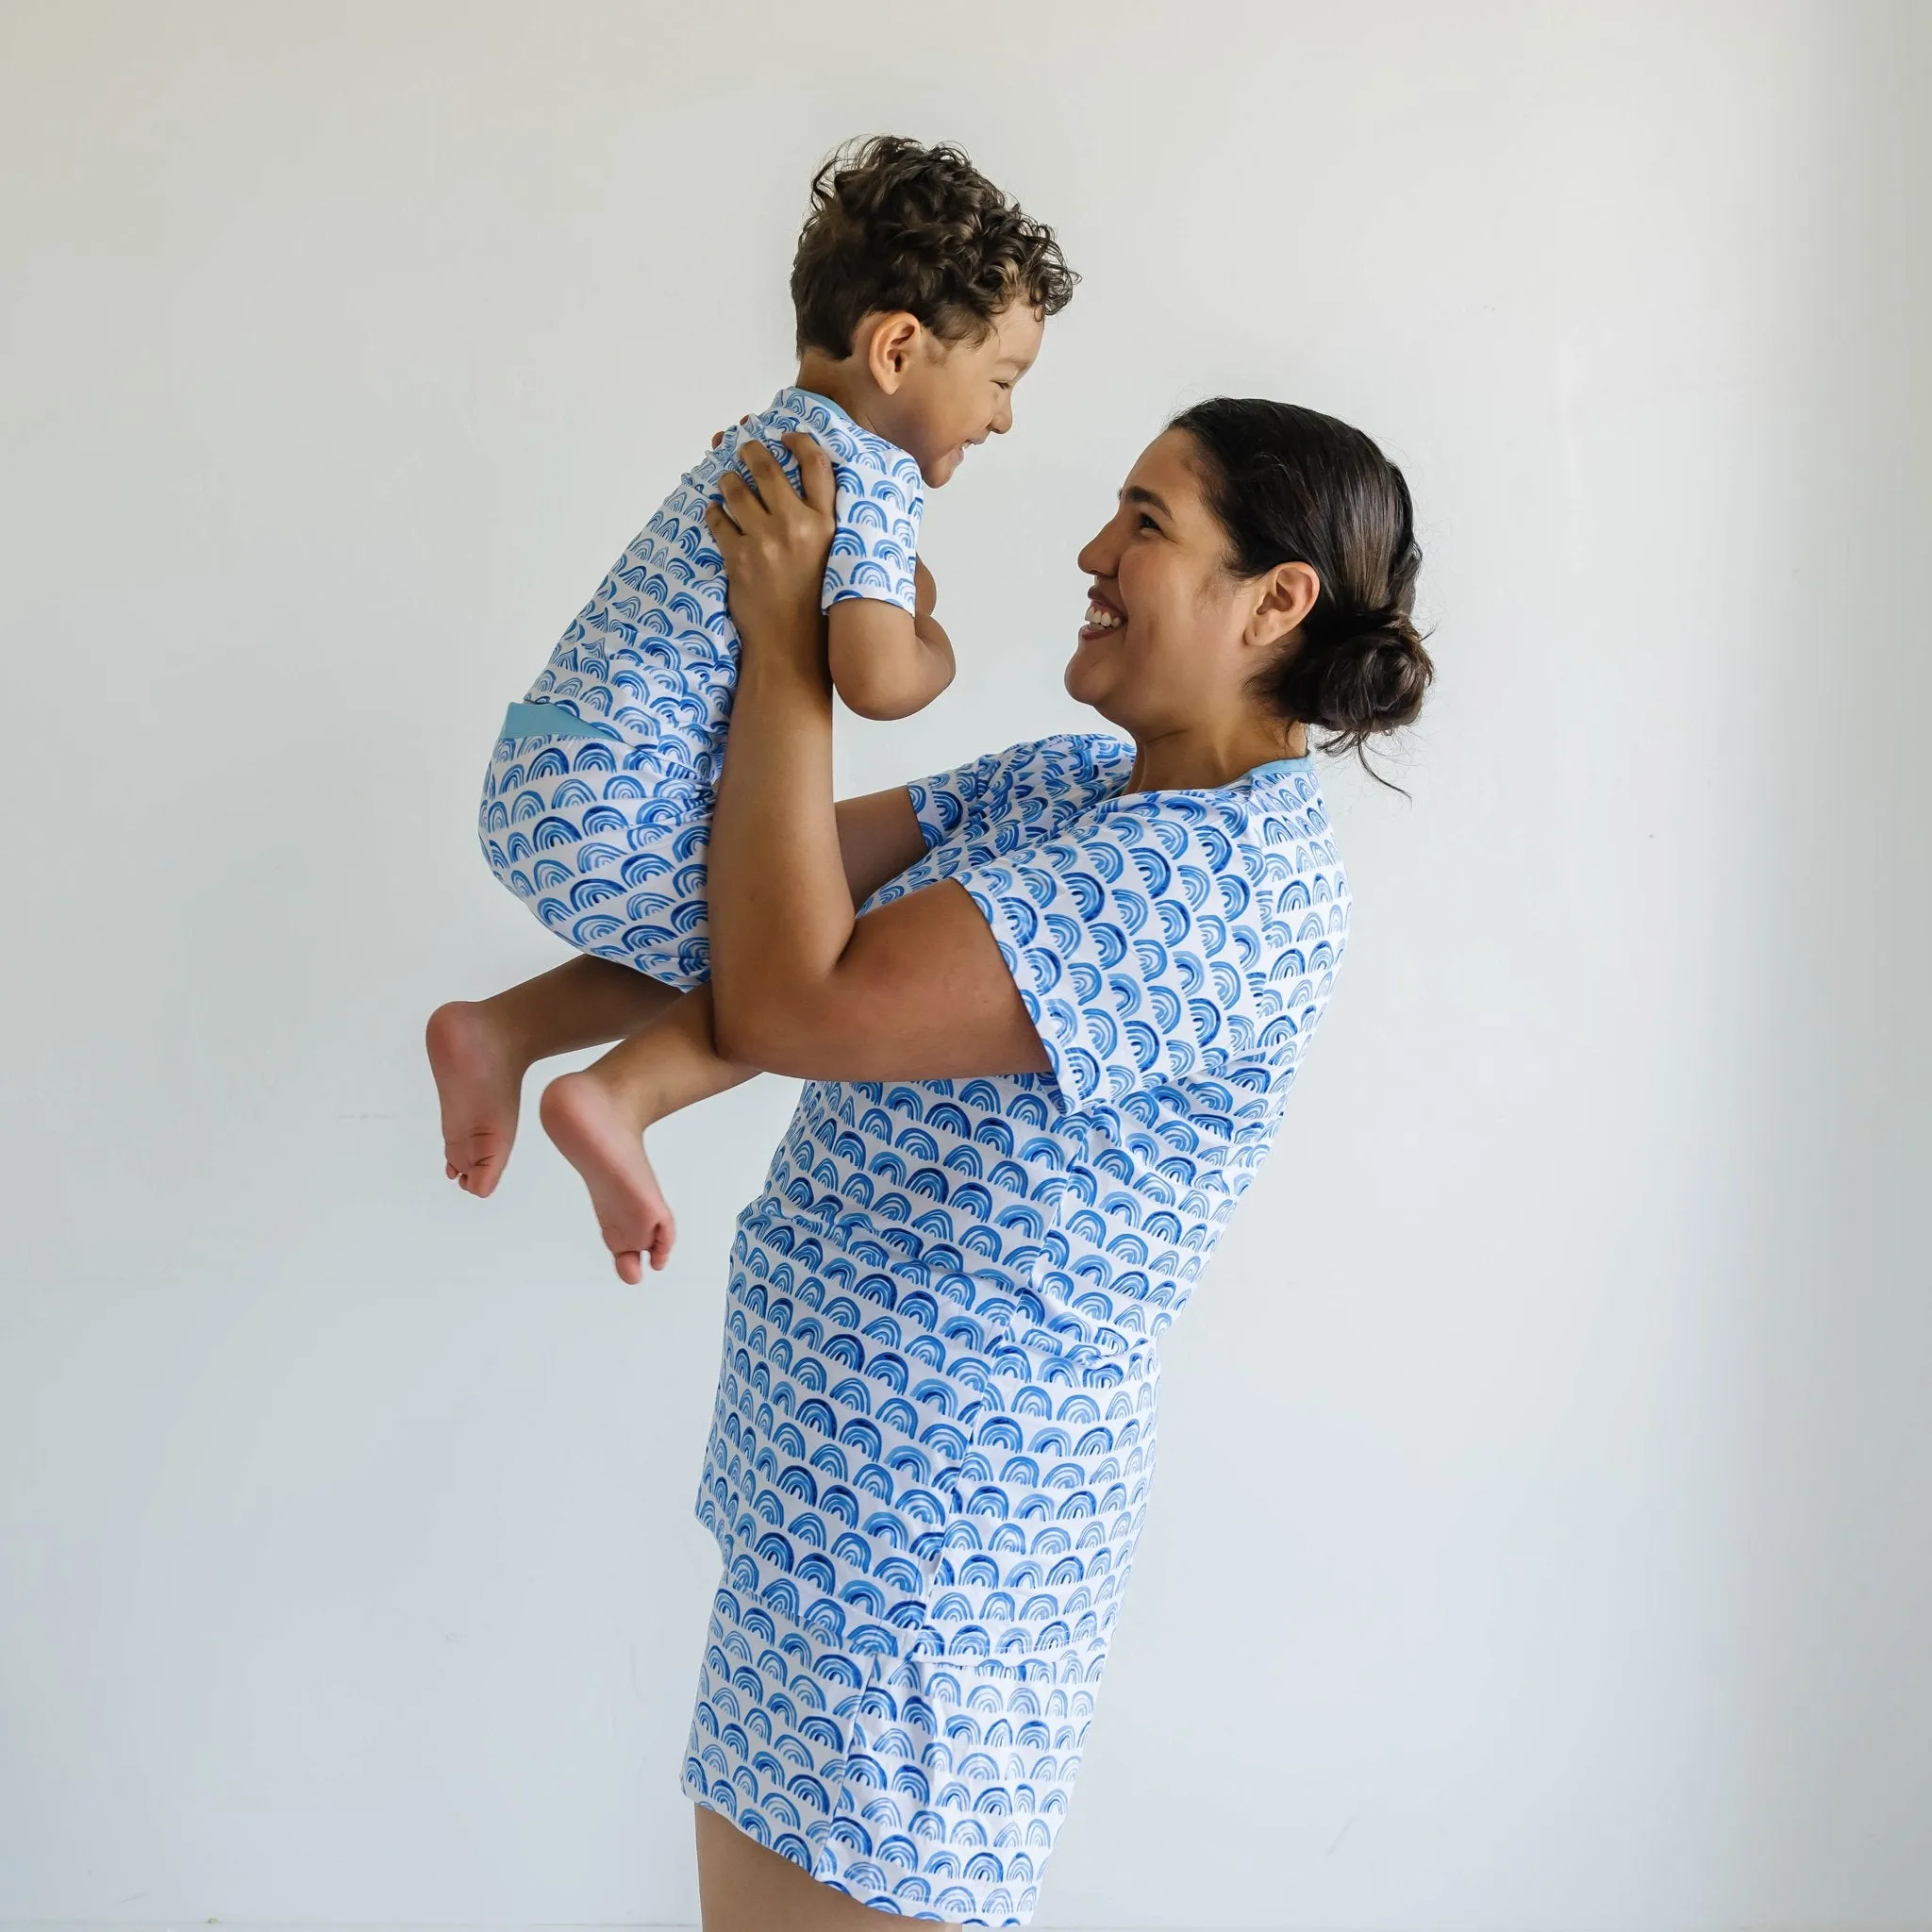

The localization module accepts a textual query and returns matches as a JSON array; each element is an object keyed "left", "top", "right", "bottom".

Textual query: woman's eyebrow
[{"left": 1122, "top": 485, "right": 1172, "bottom": 516}]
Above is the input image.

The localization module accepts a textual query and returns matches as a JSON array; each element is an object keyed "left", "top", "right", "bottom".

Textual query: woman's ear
[
  {"left": 862, "top": 312, "right": 924, "bottom": 393},
  {"left": 1247, "top": 561, "right": 1321, "bottom": 648}
]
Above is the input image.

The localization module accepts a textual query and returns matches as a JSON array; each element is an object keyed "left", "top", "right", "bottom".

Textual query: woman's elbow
[
  {"left": 712, "top": 980, "right": 842, "bottom": 1077},
  {"left": 711, "top": 983, "right": 809, "bottom": 1073},
  {"left": 709, "top": 986, "right": 771, "bottom": 1068}
]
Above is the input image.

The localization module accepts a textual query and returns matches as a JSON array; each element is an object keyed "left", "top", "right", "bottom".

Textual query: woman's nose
[{"left": 1076, "top": 527, "right": 1118, "bottom": 577}]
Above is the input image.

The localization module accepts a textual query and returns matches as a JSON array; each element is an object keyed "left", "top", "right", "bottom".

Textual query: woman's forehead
[{"left": 1122, "top": 427, "right": 1203, "bottom": 510}]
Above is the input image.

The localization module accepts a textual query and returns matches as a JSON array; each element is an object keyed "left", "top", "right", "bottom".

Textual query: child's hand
[
  {"left": 914, "top": 555, "right": 938, "bottom": 623},
  {"left": 710, "top": 414, "right": 753, "bottom": 451}
]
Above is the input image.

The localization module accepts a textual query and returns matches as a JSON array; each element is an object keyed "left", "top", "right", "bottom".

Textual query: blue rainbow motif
[
  {"left": 475, "top": 387, "right": 925, "bottom": 989},
  {"left": 463, "top": 387, "right": 1350, "bottom": 1923},
  {"left": 679, "top": 734, "right": 1351, "bottom": 1924}
]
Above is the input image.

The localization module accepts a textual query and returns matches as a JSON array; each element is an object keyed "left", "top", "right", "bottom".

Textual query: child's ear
[{"left": 862, "top": 312, "right": 924, "bottom": 394}]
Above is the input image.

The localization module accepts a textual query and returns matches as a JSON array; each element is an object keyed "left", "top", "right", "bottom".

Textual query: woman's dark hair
[
  {"left": 791, "top": 135, "right": 1077, "bottom": 358},
  {"left": 1173, "top": 397, "right": 1433, "bottom": 774}
]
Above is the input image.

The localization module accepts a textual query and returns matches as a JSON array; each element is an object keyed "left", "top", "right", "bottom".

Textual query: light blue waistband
[{"left": 499, "top": 701, "right": 623, "bottom": 741}]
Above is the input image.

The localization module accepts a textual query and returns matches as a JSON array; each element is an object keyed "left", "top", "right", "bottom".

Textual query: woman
[{"left": 688, "top": 398, "right": 1431, "bottom": 1930}]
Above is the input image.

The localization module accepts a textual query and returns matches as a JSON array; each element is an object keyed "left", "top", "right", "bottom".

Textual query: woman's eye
[{"left": 1138, "top": 513, "right": 1159, "bottom": 533}]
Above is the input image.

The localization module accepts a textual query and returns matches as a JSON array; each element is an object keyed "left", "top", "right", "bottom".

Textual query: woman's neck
[{"left": 1125, "top": 717, "right": 1308, "bottom": 793}]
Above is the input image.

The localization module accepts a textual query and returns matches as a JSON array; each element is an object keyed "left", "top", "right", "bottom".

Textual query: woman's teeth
[{"left": 1084, "top": 602, "right": 1124, "bottom": 632}]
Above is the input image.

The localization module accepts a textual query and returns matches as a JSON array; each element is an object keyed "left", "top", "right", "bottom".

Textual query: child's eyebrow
[{"left": 1122, "top": 485, "right": 1172, "bottom": 516}]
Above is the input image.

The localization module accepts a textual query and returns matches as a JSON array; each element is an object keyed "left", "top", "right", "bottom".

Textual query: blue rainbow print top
[
  {"left": 476, "top": 388, "right": 924, "bottom": 987},
  {"left": 682, "top": 733, "right": 1353, "bottom": 1924}
]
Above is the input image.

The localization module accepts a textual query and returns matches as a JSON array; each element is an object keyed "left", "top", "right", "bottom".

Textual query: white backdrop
[{"left": 3, "top": 3, "right": 1928, "bottom": 1927}]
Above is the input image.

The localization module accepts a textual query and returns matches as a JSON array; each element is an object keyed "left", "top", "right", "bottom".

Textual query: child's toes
[{"left": 647, "top": 1214, "right": 677, "bottom": 1272}]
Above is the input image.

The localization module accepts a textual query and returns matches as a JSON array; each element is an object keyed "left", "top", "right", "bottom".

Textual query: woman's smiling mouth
[{"left": 1080, "top": 589, "right": 1125, "bottom": 640}]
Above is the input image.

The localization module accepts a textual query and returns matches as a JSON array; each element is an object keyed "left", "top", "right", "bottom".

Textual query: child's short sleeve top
[
  {"left": 724, "top": 387, "right": 925, "bottom": 616},
  {"left": 516, "top": 386, "right": 924, "bottom": 781}
]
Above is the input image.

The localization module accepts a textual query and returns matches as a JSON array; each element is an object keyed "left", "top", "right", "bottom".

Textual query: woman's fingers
[
  {"left": 736, "top": 436, "right": 788, "bottom": 499},
  {"left": 715, "top": 466, "right": 758, "bottom": 520},
  {"left": 783, "top": 431, "right": 836, "bottom": 518}
]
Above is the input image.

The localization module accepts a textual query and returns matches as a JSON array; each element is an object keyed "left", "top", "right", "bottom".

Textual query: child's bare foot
[
  {"left": 539, "top": 1071, "right": 676, "bottom": 1284},
  {"left": 425, "top": 1001, "right": 524, "bottom": 1198}
]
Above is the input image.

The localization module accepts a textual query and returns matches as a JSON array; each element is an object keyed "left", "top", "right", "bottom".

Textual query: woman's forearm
[
  {"left": 708, "top": 642, "right": 856, "bottom": 1060},
  {"left": 701, "top": 432, "right": 1034, "bottom": 1081}
]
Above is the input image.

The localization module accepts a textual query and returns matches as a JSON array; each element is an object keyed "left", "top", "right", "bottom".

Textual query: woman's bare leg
[
  {"left": 694, "top": 1804, "right": 957, "bottom": 1932},
  {"left": 425, "top": 956, "right": 676, "bottom": 1197}
]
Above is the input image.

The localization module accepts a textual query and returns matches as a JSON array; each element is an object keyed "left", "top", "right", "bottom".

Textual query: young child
[{"left": 425, "top": 135, "right": 1074, "bottom": 1282}]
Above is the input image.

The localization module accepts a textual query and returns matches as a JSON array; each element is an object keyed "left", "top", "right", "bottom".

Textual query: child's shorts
[{"left": 477, "top": 701, "right": 716, "bottom": 991}]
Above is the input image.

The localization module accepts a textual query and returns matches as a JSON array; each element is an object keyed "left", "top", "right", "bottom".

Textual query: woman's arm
[
  {"left": 704, "top": 437, "right": 1049, "bottom": 1082},
  {"left": 835, "top": 786, "right": 927, "bottom": 905}
]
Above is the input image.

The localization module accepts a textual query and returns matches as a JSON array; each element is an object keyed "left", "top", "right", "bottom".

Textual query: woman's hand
[{"left": 704, "top": 433, "right": 835, "bottom": 679}]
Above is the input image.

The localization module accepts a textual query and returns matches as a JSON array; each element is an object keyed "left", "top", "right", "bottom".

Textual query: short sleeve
[
  {"left": 821, "top": 438, "right": 925, "bottom": 615},
  {"left": 908, "top": 734, "right": 1137, "bottom": 857},
  {"left": 906, "top": 749, "right": 1010, "bottom": 850},
  {"left": 951, "top": 798, "right": 1274, "bottom": 1112}
]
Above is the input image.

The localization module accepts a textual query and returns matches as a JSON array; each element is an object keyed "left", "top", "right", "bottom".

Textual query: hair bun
[
  {"left": 1172, "top": 397, "right": 1432, "bottom": 780},
  {"left": 1300, "top": 606, "right": 1434, "bottom": 745}
]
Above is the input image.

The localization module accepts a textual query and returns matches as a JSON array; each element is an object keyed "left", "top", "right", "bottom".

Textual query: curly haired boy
[{"left": 426, "top": 137, "right": 1075, "bottom": 1279}]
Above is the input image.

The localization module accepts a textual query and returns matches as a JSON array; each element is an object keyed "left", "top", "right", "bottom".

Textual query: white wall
[{"left": 2, "top": 2, "right": 1927, "bottom": 1926}]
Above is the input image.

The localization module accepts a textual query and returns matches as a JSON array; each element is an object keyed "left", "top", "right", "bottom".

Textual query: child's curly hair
[{"left": 791, "top": 135, "right": 1076, "bottom": 358}]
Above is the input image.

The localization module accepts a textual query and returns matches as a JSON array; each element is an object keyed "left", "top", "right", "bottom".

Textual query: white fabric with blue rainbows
[
  {"left": 682, "top": 732, "right": 1352, "bottom": 1925},
  {"left": 475, "top": 388, "right": 924, "bottom": 988}
]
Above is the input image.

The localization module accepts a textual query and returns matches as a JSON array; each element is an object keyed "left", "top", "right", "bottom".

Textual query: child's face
[{"left": 894, "top": 301, "right": 1044, "bottom": 487}]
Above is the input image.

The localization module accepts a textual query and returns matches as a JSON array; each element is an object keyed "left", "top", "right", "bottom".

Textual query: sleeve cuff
[{"left": 958, "top": 875, "right": 1101, "bottom": 1115}]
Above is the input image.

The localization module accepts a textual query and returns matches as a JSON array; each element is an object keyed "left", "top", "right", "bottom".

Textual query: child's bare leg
[
  {"left": 426, "top": 957, "right": 678, "bottom": 1197},
  {"left": 540, "top": 986, "right": 754, "bottom": 1284}
]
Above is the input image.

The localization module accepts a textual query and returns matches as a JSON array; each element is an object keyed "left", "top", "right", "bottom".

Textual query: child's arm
[{"left": 825, "top": 560, "right": 954, "bottom": 721}]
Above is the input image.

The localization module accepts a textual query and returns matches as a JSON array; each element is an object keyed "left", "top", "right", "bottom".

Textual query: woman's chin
[{"left": 1062, "top": 656, "right": 1119, "bottom": 716}]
